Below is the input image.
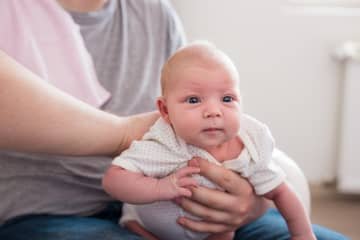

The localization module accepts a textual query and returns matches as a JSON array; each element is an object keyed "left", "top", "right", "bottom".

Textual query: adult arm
[{"left": 0, "top": 51, "right": 159, "bottom": 156}]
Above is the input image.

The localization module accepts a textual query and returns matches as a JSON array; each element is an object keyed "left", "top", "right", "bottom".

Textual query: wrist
[
  {"left": 111, "top": 116, "right": 131, "bottom": 156},
  {"left": 155, "top": 175, "right": 180, "bottom": 201},
  {"left": 155, "top": 178, "right": 168, "bottom": 201}
]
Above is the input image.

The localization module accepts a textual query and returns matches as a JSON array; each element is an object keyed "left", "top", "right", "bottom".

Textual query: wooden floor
[{"left": 310, "top": 184, "right": 360, "bottom": 239}]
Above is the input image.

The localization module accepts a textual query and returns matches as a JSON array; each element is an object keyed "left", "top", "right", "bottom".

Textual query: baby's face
[{"left": 163, "top": 64, "right": 242, "bottom": 150}]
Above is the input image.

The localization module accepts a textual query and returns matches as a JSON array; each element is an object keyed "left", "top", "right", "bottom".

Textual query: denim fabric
[
  {"left": 0, "top": 202, "right": 143, "bottom": 240},
  {"left": 235, "top": 208, "right": 350, "bottom": 240},
  {"left": 0, "top": 205, "right": 349, "bottom": 240}
]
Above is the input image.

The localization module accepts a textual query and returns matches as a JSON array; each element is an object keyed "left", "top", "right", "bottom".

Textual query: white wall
[{"left": 171, "top": 0, "right": 360, "bottom": 183}]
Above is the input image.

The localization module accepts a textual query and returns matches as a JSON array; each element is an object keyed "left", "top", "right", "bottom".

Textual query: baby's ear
[{"left": 156, "top": 97, "right": 171, "bottom": 124}]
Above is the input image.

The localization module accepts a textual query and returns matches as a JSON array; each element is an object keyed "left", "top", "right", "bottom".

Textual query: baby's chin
[
  {"left": 181, "top": 131, "right": 238, "bottom": 149},
  {"left": 186, "top": 138, "right": 230, "bottom": 150}
]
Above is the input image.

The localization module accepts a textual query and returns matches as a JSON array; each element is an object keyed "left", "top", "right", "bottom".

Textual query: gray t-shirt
[{"left": 0, "top": 0, "right": 185, "bottom": 224}]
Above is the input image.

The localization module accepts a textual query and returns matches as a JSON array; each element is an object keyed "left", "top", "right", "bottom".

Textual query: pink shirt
[{"left": 0, "top": 0, "right": 110, "bottom": 107}]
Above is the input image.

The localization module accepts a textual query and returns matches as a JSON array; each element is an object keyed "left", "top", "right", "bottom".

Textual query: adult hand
[
  {"left": 114, "top": 111, "right": 160, "bottom": 155},
  {"left": 176, "top": 157, "right": 270, "bottom": 233}
]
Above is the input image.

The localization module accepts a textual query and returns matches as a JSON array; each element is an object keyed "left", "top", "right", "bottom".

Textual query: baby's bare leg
[
  {"left": 205, "top": 231, "right": 235, "bottom": 240},
  {"left": 124, "top": 220, "right": 160, "bottom": 240}
]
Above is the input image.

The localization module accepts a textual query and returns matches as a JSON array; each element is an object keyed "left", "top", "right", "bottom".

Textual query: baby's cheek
[
  {"left": 227, "top": 111, "right": 241, "bottom": 129},
  {"left": 173, "top": 122, "right": 197, "bottom": 141},
  {"left": 227, "top": 121, "right": 240, "bottom": 139}
]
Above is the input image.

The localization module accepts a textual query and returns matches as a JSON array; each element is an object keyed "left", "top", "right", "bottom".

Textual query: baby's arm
[
  {"left": 264, "top": 183, "right": 316, "bottom": 240},
  {"left": 102, "top": 165, "right": 199, "bottom": 204}
]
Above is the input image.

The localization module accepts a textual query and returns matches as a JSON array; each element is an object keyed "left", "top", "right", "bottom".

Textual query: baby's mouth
[{"left": 202, "top": 128, "right": 224, "bottom": 132}]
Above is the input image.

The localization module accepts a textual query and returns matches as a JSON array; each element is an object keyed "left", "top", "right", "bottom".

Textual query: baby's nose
[{"left": 203, "top": 107, "right": 222, "bottom": 118}]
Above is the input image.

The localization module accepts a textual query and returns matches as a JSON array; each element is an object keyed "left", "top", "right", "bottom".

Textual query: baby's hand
[{"left": 157, "top": 166, "right": 200, "bottom": 200}]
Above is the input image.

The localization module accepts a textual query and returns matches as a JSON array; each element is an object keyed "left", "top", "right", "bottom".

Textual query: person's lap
[
  {"left": 0, "top": 202, "right": 143, "bottom": 240},
  {"left": 235, "top": 208, "right": 349, "bottom": 240},
  {"left": 0, "top": 215, "right": 143, "bottom": 240},
  {"left": 0, "top": 205, "right": 349, "bottom": 240}
]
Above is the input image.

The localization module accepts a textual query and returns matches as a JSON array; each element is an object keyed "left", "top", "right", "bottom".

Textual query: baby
[{"left": 103, "top": 41, "right": 315, "bottom": 240}]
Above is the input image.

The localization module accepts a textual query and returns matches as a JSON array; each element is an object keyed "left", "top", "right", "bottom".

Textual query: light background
[{"left": 171, "top": 0, "right": 360, "bottom": 183}]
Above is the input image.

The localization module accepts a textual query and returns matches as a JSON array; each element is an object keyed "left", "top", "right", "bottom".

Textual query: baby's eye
[
  {"left": 222, "top": 96, "right": 234, "bottom": 103},
  {"left": 186, "top": 96, "right": 200, "bottom": 104}
]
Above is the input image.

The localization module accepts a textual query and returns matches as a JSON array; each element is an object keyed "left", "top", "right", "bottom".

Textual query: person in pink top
[{"left": 0, "top": 0, "right": 109, "bottom": 107}]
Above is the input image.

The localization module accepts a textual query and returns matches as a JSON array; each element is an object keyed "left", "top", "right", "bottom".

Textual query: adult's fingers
[
  {"left": 188, "top": 185, "right": 239, "bottom": 212},
  {"left": 177, "top": 217, "right": 234, "bottom": 233},
  {"left": 177, "top": 178, "right": 198, "bottom": 188},
  {"left": 178, "top": 196, "right": 240, "bottom": 225},
  {"left": 188, "top": 157, "right": 252, "bottom": 195}
]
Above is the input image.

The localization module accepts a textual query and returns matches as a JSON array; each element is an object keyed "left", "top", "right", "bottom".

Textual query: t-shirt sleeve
[
  {"left": 239, "top": 115, "right": 286, "bottom": 195},
  {"left": 112, "top": 119, "right": 189, "bottom": 178},
  {"left": 161, "top": 0, "right": 187, "bottom": 56},
  {"left": 246, "top": 158, "right": 286, "bottom": 195},
  {"left": 113, "top": 140, "right": 153, "bottom": 173},
  {"left": 112, "top": 139, "right": 177, "bottom": 178}
]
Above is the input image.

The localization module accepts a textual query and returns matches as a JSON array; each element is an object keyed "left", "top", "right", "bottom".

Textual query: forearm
[
  {"left": 102, "top": 165, "right": 162, "bottom": 204},
  {"left": 265, "top": 183, "right": 314, "bottom": 238},
  {"left": 0, "top": 51, "right": 159, "bottom": 156},
  {"left": 0, "top": 51, "right": 123, "bottom": 155}
]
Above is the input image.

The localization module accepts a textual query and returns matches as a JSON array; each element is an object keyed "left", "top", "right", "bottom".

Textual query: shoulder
[
  {"left": 123, "top": 0, "right": 186, "bottom": 52},
  {"left": 239, "top": 114, "right": 275, "bottom": 163},
  {"left": 123, "top": 0, "right": 176, "bottom": 19},
  {"left": 240, "top": 114, "right": 274, "bottom": 145},
  {"left": 142, "top": 118, "right": 178, "bottom": 145}
]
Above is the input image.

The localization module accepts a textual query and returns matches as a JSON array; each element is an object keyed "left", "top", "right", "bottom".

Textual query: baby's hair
[{"left": 160, "top": 40, "right": 239, "bottom": 96}]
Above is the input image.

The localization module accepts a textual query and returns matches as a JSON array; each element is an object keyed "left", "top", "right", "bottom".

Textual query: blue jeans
[
  {"left": 0, "top": 204, "right": 349, "bottom": 240},
  {"left": 235, "top": 208, "right": 349, "bottom": 240}
]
